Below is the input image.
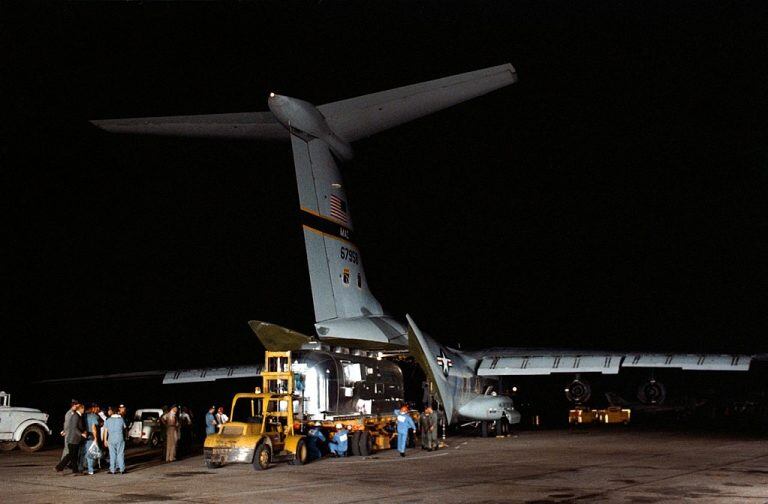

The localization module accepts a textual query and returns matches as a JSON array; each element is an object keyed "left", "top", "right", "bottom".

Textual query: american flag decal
[{"left": 329, "top": 194, "right": 349, "bottom": 223}]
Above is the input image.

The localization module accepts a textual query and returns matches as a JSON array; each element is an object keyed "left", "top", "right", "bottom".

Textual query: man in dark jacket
[
  {"left": 59, "top": 400, "right": 78, "bottom": 462},
  {"left": 55, "top": 403, "right": 87, "bottom": 473}
]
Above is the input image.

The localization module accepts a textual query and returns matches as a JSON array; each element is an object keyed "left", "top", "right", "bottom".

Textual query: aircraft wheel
[
  {"left": 290, "top": 439, "right": 308, "bottom": 465},
  {"left": 0, "top": 441, "right": 18, "bottom": 452},
  {"left": 349, "top": 431, "right": 361, "bottom": 456},
  {"left": 19, "top": 425, "right": 46, "bottom": 452},
  {"left": 254, "top": 443, "right": 271, "bottom": 470},
  {"left": 480, "top": 421, "right": 489, "bottom": 438},
  {"left": 358, "top": 431, "right": 372, "bottom": 456}
]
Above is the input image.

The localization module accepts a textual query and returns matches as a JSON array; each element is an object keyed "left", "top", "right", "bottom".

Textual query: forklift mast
[{"left": 262, "top": 351, "right": 296, "bottom": 436}]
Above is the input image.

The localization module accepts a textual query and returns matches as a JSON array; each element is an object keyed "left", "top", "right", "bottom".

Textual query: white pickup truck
[{"left": 0, "top": 391, "right": 51, "bottom": 452}]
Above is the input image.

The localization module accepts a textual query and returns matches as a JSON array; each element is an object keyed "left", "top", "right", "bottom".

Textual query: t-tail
[
  {"left": 90, "top": 64, "right": 519, "bottom": 350},
  {"left": 269, "top": 66, "right": 518, "bottom": 349}
]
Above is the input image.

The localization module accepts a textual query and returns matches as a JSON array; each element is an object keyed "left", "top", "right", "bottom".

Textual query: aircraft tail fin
[
  {"left": 91, "top": 65, "right": 518, "bottom": 351},
  {"left": 290, "top": 133, "right": 386, "bottom": 326},
  {"left": 407, "top": 314, "right": 455, "bottom": 424},
  {"left": 285, "top": 66, "right": 516, "bottom": 347}
]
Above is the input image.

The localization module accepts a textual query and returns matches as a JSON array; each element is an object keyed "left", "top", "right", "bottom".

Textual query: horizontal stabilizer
[
  {"left": 319, "top": 64, "right": 517, "bottom": 142},
  {"left": 91, "top": 64, "right": 517, "bottom": 145},
  {"left": 91, "top": 111, "right": 287, "bottom": 140}
]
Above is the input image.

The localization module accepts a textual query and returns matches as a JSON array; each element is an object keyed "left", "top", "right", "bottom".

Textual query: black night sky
[{"left": 4, "top": 1, "right": 768, "bottom": 390}]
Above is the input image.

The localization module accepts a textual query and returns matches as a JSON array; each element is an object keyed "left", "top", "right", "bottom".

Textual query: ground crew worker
[
  {"left": 58, "top": 400, "right": 77, "bottom": 463},
  {"left": 161, "top": 405, "right": 180, "bottom": 462},
  {"left": 55, "top": 402, "right": 86, "bottom": 473},
  {"left": 420, "top": 406, "right": 438, "bottom": 451},
  {"left": 306, "top": 423, "right": 326, "bottom": 461},
  {"left": 328, "top": 423, "right": 348, "bottom": 457},
  {"left": 395, "top": 405, "right": 416, "bottom": 457},
  {"left": 205, "top": 406, "right": 217, "bottom": 436},
  {"left": 103, "top": 406, "right": 126, "bottom": 474},
  {"left": 215, "top": 406, "right": 229, "bottom": 425},
  {"left": 83, "top": 404, "right": 101, "bottom": 475}
]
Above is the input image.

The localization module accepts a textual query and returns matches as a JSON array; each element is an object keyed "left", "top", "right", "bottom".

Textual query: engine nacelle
[
  {"left": 637, "top": 379, "right": 666, "bottom": 405},
  {"left": 565, "top": 378, "right": 592, "bottom": 404}
]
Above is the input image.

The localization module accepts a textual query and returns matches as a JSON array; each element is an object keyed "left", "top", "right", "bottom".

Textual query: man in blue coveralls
[
  {"left": 205, "top": 406, "right": 217, "bottom": 436},
  {"left": 306, "top": 423, "right": 326, "bottom": 461},
  {"left": 328, "top": 423, "right": 348, "bottom": 457},
  {"left": 395, "top": 405, "right": 416, "bottom": 457},
  {"left": 83, "top": 404, "right": 101, "bottom": 475},
  {"left": 103, "top": 406, "right": 126, "bottom": 474}
]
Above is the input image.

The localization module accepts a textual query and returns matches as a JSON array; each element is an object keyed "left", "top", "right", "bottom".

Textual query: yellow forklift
[{"left": 204, "top": 351, "right": 308, "bottom": 470}]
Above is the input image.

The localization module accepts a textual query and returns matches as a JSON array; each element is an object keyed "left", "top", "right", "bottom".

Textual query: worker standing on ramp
[
  {"left": 420, "top": 406, "right": 438, "bottom": 451},
  {"left": 396, "top": 405, "right": 417, "bottom": 457}
]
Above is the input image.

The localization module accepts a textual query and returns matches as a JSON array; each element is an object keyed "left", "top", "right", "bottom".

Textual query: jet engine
[
  {"left": 637, "top": 379, "right": 666, "bottom": 405},
  {"left": 564, "top": 377, "right": 591, "bottom": 404}
]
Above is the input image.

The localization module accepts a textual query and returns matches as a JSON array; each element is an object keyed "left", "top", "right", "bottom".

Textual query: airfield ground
[{"left": 2, "top": 429, "right": 768, "bottom": 503}]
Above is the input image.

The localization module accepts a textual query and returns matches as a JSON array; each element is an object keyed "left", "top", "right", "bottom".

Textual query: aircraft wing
[
  {"left": 473, "top": 350, "right": 752, "bottom": 376},
  {"left": 34, "top": 366, "right": 263, "bottom": 385}
]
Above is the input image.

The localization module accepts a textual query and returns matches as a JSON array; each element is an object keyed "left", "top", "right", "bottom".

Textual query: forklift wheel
[
  {"left": 290, "top": 439, "right": 308, "bottom": 465},
  {"left": 254, "top": 443, "right": 271, "bottom": 470},
  {"left": 358, "top": 431, "right": 372, "bottom": 456},
  {"left": 350, "top": 431, "right": 362, "bottom": 456}
]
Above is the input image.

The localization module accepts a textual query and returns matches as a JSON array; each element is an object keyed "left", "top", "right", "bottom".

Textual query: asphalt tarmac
[{"left": 2, "top": 429, "right": 768, "bottom": 503}]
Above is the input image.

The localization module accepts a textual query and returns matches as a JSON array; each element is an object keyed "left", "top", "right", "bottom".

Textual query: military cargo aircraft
[{"left": 93, "top": 64, "right": 753, "bottom": 432}]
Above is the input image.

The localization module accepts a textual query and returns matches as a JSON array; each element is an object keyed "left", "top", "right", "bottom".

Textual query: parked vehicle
[
  {"left": 0, "top": 391, "right": 51, "bottom": 452},
  {"left": 127, "top": 408, "right": 165, "bottom": 448}
]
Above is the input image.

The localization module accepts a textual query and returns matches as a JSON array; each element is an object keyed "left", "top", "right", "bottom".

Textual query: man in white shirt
[{"left": 215, "top": 407, "right": 229, "bottom": 425}]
